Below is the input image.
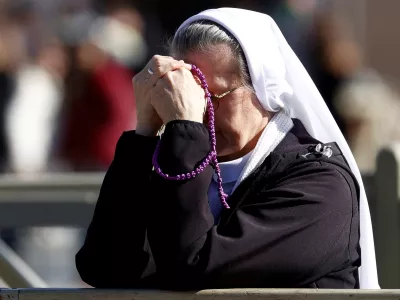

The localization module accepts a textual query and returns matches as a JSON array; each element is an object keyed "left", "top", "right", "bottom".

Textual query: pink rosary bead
[{"left": 152, "top": 64, "right": 229, "bottom": 209}]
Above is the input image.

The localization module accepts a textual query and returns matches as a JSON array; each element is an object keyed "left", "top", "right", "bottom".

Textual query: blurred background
[{"left": 0, "top": 0, "right": 400, "bottom": 289}]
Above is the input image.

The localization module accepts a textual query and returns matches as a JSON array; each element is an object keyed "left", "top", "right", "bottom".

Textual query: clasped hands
[{"left": 133, "top": 55, "right": 206, "bottom": 136}]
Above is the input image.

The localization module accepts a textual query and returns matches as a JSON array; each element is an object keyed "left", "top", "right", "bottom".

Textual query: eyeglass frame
[
  {"left": 209, "top": 86, "right": 244, "bottom": 110},
  {"left": 210, "top": 85, "right": 244, "bottom": 100}
]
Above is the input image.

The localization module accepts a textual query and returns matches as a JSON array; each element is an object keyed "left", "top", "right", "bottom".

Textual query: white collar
[
  {"left": 212, "top": 110, "right": 293, "bottom": 187},
  {"left": 232, "top": 110, "right": 293, "bottom": 191}
]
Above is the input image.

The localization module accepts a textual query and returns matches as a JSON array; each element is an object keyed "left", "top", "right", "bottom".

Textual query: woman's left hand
[{"left": 151, "top": 67, "right": 206, "bottom": 124}]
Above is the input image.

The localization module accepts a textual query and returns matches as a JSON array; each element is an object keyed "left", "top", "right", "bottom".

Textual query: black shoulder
[
  {"left": 280, "top": 142, "right": 360, "bottom": 202},
  {"left": 264, "top": 141, "right": 360, "bottom": 198}
]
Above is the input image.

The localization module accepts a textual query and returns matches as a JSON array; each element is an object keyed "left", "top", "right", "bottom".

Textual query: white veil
[{"left": 177, "top": 8, "right": 379, "bottom": 289}]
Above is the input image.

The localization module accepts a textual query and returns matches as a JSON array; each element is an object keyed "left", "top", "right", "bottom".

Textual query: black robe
[{"left": 76, "top": 119, "right": 361, "bottom": 290}]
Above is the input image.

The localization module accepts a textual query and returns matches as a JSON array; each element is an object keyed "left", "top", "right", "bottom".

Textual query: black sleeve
[
  {"left": 147, "top": 121, "right": 358, "bottom": 289},
  {"left": 76, "top": 131, "right": 159, "bottom": 288}
]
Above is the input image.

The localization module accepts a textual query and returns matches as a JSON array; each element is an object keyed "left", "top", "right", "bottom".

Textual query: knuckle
[
  {"left": 154, "top": 61, "right": 162, "bottom": 69},
  {"left": 132, "top": 75, "right": 139, "bottom": 85},
  {"left": 154, "top": 64, "right": 164, "bottom": 74},
  {"left": 152, "top": 56, "right": 162, "bottom": 69},
  {"left": 165, "top": 71, "right": 174, "bottom": 80},
  {"left": 153, "top": 54, "right": 165, "bottom": 64},
  {"left": 178, "top": 68, "right": 190, "bottom": 77},
  {"left": 154, "top": 78, "right": 162, "bottom": 87},
  {"left": 133, "top": 72, "right": 140, "bottom": 80},
  {"left": 169, "top": 61, "right": 177, "bottom": 69}
]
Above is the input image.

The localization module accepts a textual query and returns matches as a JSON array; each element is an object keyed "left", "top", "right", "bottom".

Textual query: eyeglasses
[{"left": 210, "top": 86, "right": 243, "bottom": 101}]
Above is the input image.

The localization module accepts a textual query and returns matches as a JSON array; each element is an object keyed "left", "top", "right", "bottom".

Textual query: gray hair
[{"left": 169, "top": 21, "right": 253, "bottom": 90}]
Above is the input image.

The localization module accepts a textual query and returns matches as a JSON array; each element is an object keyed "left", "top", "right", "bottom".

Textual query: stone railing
[{"left": 2, "top": 288, "right": 400, "bottom": 300}]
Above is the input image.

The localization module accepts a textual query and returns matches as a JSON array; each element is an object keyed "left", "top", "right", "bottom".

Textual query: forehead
[{"left": 180, "top": 44, "right": 240, "bottom": 89}]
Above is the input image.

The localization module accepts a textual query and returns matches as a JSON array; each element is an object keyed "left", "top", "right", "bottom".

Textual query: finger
[
  {"left": 145, "top": 56, "right": 191, "bottom": 86},
  {"left": 133, "top": 55, "right": 167, "bottom": 84},
  {"left": 178, "top": 60, "right": 192, "bottom": 70},
  {"left": 152, "top": 58, "right": 186, "bottom": 76},
  {"left": 149, "top": 56, "right": 192, "bottom": 70},
  {"left": 176, "top": 67, "right": 201, "bottom": 86},
  {"left": 137, "top": 56, "right": 192, "bottom": 87}
]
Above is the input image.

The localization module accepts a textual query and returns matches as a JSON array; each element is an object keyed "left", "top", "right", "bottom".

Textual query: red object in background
[{"left": 60, "top": 59, "right": 136, "bottom": 171}]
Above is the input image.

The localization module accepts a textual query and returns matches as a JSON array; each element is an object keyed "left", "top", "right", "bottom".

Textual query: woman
[{"left": 76, "top": 8, "right": 379, "bottom": 289}]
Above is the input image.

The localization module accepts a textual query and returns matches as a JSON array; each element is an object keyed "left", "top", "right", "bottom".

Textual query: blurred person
[
  {"left": 0, "top": 1, "right": 29, "bottom": 172},
  {"left": 2, "top": 35, "right": 85, "bottom": 288},
  {"left": 0, "top": 3, "right": 21, "bottom": 250},
  {"left": 305, "top": 10, "right": 360, "bottom": 138},
  {"left": 0, "top": 38, "right": 14, "bottom": 173},
  {"left": 334, "top": 71, "right": 400, "bottom": 174},
  {"left": 76, "top": 8, "right": 378, "bottom": 289},
  {"left": 3, "top": 1, "right": 70, "bottom": 174},
  {"left": 5, "top": 38, "right": 68, "bottom": 175},
  {"left": 1, "top": 3, "right": 95, "bottom": 289},
  {"left": 0, "top": 71, "right": 12, "bottom": 173},
  {"left": 94, "top": 3, "right": 148, "bottom": 70},
  {"left": 309, "top": 10, "right": 400, "bottom": 174},
  {"left": 106, "top": 0, "right": 217, "bottom": 58},
  {"left": 7, "top": 0, "right": 45, "bottom": 64},
  {"left": 58, "top": 10, "right": 142, "bottom": 171}
]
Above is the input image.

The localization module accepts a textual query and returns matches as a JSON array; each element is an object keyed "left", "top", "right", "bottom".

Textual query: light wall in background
[
  {"left": 332, "top": 0, "right": 400, "bottom": 84},
  {"left": 365, "top": 0, "right": 400, "bottom": 83}
]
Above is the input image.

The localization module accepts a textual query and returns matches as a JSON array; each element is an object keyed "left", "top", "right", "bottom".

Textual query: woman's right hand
[{"left": 132, "top": 55, "right": 192, "bottom": 136}]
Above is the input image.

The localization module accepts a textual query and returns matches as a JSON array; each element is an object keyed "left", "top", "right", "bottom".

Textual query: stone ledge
[{"left": 2, "top": 288, "right": 400, "bottom": 300}]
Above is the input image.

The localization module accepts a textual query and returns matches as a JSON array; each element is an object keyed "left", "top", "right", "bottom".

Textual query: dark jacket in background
[{"left": 76, "top": 119, "right": 361, "bottom": 289}]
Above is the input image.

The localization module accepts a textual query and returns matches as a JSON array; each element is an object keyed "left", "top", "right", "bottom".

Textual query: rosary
[{"left": 151, "top": 64, "right": 229, "bottom": 209}]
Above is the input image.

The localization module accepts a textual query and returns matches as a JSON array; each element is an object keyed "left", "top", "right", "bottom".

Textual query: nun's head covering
[{"left": 176, "top": 8, "right": 379, "bottom": 289}]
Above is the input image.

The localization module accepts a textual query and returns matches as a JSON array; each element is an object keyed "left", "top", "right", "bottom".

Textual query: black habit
[{"left": 76, "top": 119, "right": 361, "bottom": 289}]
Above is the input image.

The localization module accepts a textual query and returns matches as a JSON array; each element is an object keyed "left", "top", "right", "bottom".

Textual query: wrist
[
  {"left": 167, "top": 113, "right": 204, "bottom": 124},
  {"left": 181, "top": 116, "right": 204, "bottom": 123},
  {"left": 135, "top": 123, "right": 160, "bottom": 136}
]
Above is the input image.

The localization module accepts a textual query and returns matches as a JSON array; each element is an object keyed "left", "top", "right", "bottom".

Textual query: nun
[{"left": 76, "top": 8, "right": 379, "bottom": 290}]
